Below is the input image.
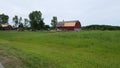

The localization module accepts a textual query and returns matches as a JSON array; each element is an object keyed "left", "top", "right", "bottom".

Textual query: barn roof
[
  {"left": 64, "top": 22, "right": 76, "bottom": 27},
  {"left": 56, "top": 20, "right": 79, "bottom": 27},
  {"left": 1, "top": 23, "right": 9, "bottom": 27}
]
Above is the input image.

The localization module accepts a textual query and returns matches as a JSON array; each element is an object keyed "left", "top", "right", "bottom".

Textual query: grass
[{"left": 0, "top": 30, "right": 120, "bottom": 68}]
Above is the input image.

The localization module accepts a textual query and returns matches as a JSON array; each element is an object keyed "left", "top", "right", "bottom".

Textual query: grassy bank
[{"left": 0, "top": 31, "right": 120, "bottom": 68}]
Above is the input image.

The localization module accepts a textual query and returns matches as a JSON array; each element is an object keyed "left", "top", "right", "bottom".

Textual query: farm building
[
  {"left": 56, "top": 20, "right": 81, "bottom": 31},
  {"left": 0, "top": 23, "right": 12, "bottom": 30}
]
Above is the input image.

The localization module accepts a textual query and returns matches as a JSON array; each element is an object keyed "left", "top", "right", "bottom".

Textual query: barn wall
[
  {"left": 57, "top": 27, "right": 74, "bottom": 31},
  {"left": 75, "top": 21, "right": 81, "bottom": 28}
]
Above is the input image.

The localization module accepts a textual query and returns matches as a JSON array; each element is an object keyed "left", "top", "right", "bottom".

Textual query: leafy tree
[
  {"left": 82, "top": 25, "right": 120, "bottom": 30},
  {"left": 18, "top": 23, "right": 24, "bottom": 28},
  {"left": 13, "top": 15, "right": 19, "bottom": 27},
  {"left": 24, "top": 18, "right": 29, "bottom": 27},
  {"left": 19, "top": 17, "right": 22, "bottom": 25},
  {"left": 13, "top": 16, "right": 24, "bottom": 28},
  {"left": 0, "top": 14, "right": 9, "bottom": 24},
  {"left": 44, "top": 25, "right": 50, "bottom": 30},
  {"left": 29, "top": 11, "right": 45, "bottom": 30},
  {"left": 18, "top": 23, "right": 24, "bottom": 31},
  {"left": 51, "top": 16, "right": 57, "bottom": 29}
]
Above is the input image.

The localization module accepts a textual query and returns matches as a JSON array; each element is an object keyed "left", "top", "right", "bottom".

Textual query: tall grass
[{"left": 0, "top": 31, "right": 120, "bottom": 68}]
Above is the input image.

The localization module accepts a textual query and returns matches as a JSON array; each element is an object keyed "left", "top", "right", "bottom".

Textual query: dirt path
[{"left": 0, "top": 62, "right": 4, "bottom": 68}]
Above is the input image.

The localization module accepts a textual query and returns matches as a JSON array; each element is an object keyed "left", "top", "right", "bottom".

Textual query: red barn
[{"left": 56, "top": 20, "right": 81, "bottom": 31}]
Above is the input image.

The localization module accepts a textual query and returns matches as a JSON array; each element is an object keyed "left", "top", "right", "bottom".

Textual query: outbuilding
[
  {"left": 0, "top": 23, "right": 12, "bottom": 30},
  {"left": 56, "top": 20, "right": 81, "bottom": 31}
]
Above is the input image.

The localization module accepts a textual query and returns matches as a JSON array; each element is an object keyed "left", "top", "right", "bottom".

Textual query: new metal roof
[{"left": 56, "top": 20, "right": 79, "bottom": 27}]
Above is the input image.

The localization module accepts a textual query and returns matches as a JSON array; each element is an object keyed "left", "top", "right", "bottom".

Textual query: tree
[
  {"left": 24, "top": 18, "right": 29, "bottom": 28},
  {"left": 19, "top": 17, "right": 22, "bottom": 25},
  {"left": 51, "top": 16, "right": 57, "bottom": 29},
  {"left": 13, "top": 15, "right": 18, "bottom": 27},
  {"left": 18, "top": 23, "right": 24, "bottom": 28},
  {"left": 0, "top": 14, "right": 9, "bottom": 24},
  {"left": 29, "top": 11, "right": 45, "bottom": 30},
  {"left": 82, "top": 25, "right": 120, "bottom": 30},
  {"left": 13, "top": 16, "right": 24, "bottom": 28},
  {"left": 44, "top": 25, "right": 50, "bottom": 30},
  {"left": 18, "top": 23, "right": 24, "bottom": 31}
]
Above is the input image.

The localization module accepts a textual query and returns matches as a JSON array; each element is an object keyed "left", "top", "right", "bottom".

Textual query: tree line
[
  {"left": 82, "top": 25, "right": 120, "bottom": 30},
  {"left": 0, "top": 11, "right": 58, "bottom": 31},
  {"left": 1, "top": 11, "right": 119, "bottom": 31}
]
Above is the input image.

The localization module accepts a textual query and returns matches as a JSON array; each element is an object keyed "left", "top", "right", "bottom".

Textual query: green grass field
[{"left": 0, "top": 31, "right": 120, "bottom": 68}]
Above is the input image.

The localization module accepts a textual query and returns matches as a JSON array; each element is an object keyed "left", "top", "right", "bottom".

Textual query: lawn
[{"left": 0, "top": 31, "right": 120, "bottom": 68}]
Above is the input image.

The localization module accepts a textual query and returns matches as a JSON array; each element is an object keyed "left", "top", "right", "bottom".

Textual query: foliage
[
  {"left": 13, "top": 16, "right": 24, "bottom": 28},
  {"left": 12, "top": 15, "right": 19, "bottom": 27},
  {"left": 0, "top": 31, "right": 120, "bottom": 68},
  {"left": 44, "top": 25, "right": 50, "bottom": 30},
  {"left": 82, "top": 25, "right": 120, "bottom": 30},
  {"left": 29, "top": 11, "right": 45, "bottom": 30},
  {"left": 0, "top": 25, "right": 1, "bottom": 29},
  {"left": 24, "top": 18, "right": 29, "bottom": 28},
  {"left": 51, "top": 16, "right": 57, "bottom": 29},
  {"left": 19, "top": 17, "right": 22, "bottom": 25},
  {"left": 18, "top": 23, "right": 24, "bottom": 28},
  {"left": 0, "top": 14, "right": 9, "bottom": 24}
]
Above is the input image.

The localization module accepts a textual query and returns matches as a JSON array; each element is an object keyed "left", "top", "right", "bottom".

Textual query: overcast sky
[{"left": 0, "top": 0, "right": 120, "bottom": 26}]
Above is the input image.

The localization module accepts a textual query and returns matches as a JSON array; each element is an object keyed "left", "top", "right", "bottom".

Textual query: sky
[{"left": 0, "top": 0, "right": 120, "bottom": 26}]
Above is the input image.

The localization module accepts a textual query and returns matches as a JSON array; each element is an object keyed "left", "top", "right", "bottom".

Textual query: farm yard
[{"left": 0, "top": 31, "right": 120, "bottom": 68}]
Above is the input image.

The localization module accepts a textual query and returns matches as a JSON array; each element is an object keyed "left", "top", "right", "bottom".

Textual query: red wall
[
  {"left": 57, "top": 27, "right": 74, "bottom": 31},
  {"left": 75, "top": 21, "right": 81, "bottom": 28}
]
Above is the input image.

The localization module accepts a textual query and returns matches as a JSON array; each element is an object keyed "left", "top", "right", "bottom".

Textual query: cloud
[{"left": 0, "top": 0, "right": 120, "bottom": 26}]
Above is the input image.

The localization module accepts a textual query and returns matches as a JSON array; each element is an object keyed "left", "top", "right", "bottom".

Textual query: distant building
[
  {"left": 56, "top": 20, "right": 81, "bottom": 31},
  {"left": 0, "top": 23, "right": 12, "bottom": 30}
]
